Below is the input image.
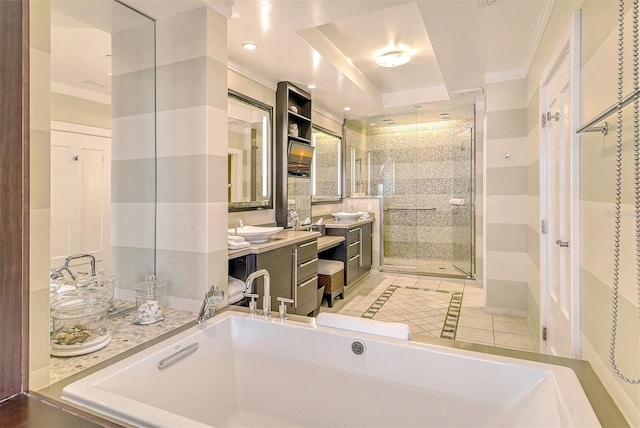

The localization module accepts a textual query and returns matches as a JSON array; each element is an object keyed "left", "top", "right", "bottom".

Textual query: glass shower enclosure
[{"left": 345, "top": 116, "right": 475, "bottom": 279}]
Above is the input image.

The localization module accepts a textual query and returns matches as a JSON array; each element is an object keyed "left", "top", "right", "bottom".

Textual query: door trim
[{"left": 539, "top": 10, "right": 581, "bottom": 358}]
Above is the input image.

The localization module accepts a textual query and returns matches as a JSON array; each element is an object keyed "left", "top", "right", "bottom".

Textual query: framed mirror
[
  {"left": 311, "top": 126, "right": 342, "bottom": 203},
  {"left": 228, "top": 90, "right": 273, "bottom": 211}
]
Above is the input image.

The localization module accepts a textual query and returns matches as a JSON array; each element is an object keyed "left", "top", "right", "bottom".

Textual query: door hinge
[
  {"left": 541, "top": 219, "right": 547, "bottom": 234},
  {"left": 541, "top": 113, "right": 546, "bottom": 128},
  {"left": 542, "top": 326, "right": 548, "bottom": 341}
]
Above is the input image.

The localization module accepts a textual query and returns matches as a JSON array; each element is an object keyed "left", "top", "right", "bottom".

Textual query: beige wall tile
[
  {"left": 485, "top": 279, "right": 528, "bottom": 312},
  {"left": 30, "top": 48, "right": 50, "bottom": 132},
  {"left": 29, "top": 288, "right": 50, "bottom": 389},
  {"left": 486, "top": 166, "right": 528, "bottom": 195},
  {"left": 51, "top": 92, "right": 111, "bottom": 128},
  {"left": 486, "top": 79, "right": 527, "bottom": 112},
  {"left": 156, "top": 7, "right": 206, "bottom": 67},
  {"left": 486, "top": 223, "right": 528, "bottom": 253},
  {"left": 485, "top": 195, "right": 528, "bottom": 224},
  {"left": 487, "top": 109, "right": 527, "bottom": 139},
  {"left": 485, "top": 250, "right": 527, "bottom": 283},
  {"left": 29, "top": 208, "right": 50, "bottom": 292}
]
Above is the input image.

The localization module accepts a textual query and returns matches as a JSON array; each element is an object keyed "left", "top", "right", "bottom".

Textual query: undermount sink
[
  {"left": 228, "top": 226, "right": 283, "bottom": 243},
  {"left": 331, "top": 212, "right": 366, "bottom": 221}
]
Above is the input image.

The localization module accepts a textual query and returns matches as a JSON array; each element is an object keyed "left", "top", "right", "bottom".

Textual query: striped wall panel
[{"left": 484, "top": 79, "right": 529, "bottom": 315}]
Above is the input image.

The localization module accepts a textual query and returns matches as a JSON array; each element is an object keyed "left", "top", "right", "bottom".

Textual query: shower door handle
[{"left": 555, "top": 239, "right": 569, "bottom": 248}]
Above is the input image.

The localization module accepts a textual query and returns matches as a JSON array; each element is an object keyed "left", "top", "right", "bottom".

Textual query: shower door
[{"left": 451, "top": 128, "right": 474, "bottom": 276}]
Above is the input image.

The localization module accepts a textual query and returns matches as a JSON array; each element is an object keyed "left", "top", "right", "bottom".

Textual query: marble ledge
[{"left": 47, "top": 302, "right": 196, "bottom": 386}]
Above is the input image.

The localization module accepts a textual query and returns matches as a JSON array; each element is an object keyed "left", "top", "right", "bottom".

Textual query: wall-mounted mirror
[
  {"left": 50, "top": 0, "right": 156, "bottom": 284},
  {"left": 311, "top": 126, "right": 342, "bottom": 203},
  {"left": 228, "top": 91, "right": 273, "bottom": 211}
]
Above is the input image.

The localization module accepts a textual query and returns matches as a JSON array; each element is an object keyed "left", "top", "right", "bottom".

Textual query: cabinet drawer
[
  {"left": 297, "top": 239, "right": 317, "bottom": 262},
  {"left": 347, "top": 254, "right": 360, "bottom": 284},
  {"left": 295, "top": 275, "right": 318, "bottom": 315},
  {"left": 346, "top": 240, "right": 360, "bottom": 258},
  {"left": 297, "top": 257, "right": 318, "bottom": 283},
  {"left": 347, "top": 227, "right": 361, "bottom": 243}
]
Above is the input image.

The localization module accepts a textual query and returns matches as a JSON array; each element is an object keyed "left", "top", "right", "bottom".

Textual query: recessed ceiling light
[
  {"left": 307, "top": 84, "right": 317, "bottom": 89},
  {"left": 375, "top": 50, "right": 411, "bottom": 68},
  {"left": 344, "top": 107, "right": 351, "bottom": 111},
  {"left": 242, "top": 42, "right": 257, "bottom": 51},
  {"left": 370, "top": 123, "right": 376, "bottom": 126}
]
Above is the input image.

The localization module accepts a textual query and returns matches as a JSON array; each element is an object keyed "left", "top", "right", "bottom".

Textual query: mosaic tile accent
[
  {"left": 48, "top": 300, "right": 195, "bottom": 385},
  {"left": 359, "top": 285, "right": 462, "bottom": 339}
]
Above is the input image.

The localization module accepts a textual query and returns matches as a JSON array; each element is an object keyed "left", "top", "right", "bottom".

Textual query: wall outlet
[{"left": 367, "top": 203, "right": 373, "bottom": 211}]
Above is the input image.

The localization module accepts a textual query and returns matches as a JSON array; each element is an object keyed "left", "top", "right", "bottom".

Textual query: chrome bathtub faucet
[
  {"left": 245, "top": 269, "right": 271, "bottom": 318},
  {"left": 276, "top": 297, "right": 294, "bottom": 321},
  {"left": 196, "top": 285, "right": 224, "bottom": 323}
]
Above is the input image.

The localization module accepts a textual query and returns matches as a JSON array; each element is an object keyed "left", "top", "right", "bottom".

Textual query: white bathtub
[{"left": 62, "top": 311, "right": 600, "bottom": 427}]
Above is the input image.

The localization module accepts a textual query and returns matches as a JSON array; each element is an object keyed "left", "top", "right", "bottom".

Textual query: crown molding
[
  {"left": 484, "top": 0, "right": 554, "bottom": 84},
  {"left": 483, "top": 67, "right": 527, "bottom": 84},
  {"left": 523, "top": 0, "right": 555, "bottom": 75},
  {"left": 227, "top": 61, "right": 278, "bottom": 91}
]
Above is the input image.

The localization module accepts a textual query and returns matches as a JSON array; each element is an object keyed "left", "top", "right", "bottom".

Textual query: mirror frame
[
  {"left": 311, "top": 125, "right": 343, "bottom": 205},
  {"left": 228, "top": 90, "right": 274, "bottom": 212}
]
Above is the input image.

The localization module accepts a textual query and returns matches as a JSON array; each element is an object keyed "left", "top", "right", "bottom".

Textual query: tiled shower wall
[{"left": 364, "top": 120, "right": 473, "bottom": 263}]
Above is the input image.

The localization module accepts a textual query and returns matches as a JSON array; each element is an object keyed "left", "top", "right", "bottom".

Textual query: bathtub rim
[{"left": 34, "top": 306, "right": 629, "bottom": 428}]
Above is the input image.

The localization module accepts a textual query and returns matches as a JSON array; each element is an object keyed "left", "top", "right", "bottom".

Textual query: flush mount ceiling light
[
  {"left": 375, "top": 50, "right": 411, "bottom": 68},
  {"left": 343, "top": 107, "right": 351, "bottom": 111},
  {"left": 307, "top": 84, "right": 317, "bottom": 89},
  {"left": 242, "top": 42, "right": 257, "bottom": 51}
]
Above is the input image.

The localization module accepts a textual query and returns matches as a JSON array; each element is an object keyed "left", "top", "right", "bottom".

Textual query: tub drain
[{"left": 351, "top": 340, "right": 365, "bottom": 355}]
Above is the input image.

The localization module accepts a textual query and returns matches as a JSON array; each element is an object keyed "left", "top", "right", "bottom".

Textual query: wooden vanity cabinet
[
  {"left": 324, "top": 222, "right": 372, "bottom": 286},
  {"left": 293, "top": 238, "right": 318, "bottom": 316},
  {"left": 228, "top": 237, "right": 318, "bottom": 316}
]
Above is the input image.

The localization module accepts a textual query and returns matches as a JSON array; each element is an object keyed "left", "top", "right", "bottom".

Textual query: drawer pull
[
  {"left": 350, "top": 228, "right": 361, "bottom": 233},
  {"left": 348, "top": 254, "right": 360, "bottom": 262},
  {"left": 299, "top": 257, "right": 318, "bottom": 268},
  {"left": 299, "top": 240, "right": 316, "bottom": 248},
  {"left": 348, "top": 241, "right": 360, "bottom": 247},
  {"left": 299, "top": 276, "right": 318, "bottom": 288}
]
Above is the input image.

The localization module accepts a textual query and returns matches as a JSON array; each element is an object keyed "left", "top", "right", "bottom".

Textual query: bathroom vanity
[
  {"left": 321, "top": 217, "right": 374, "bottom": 286},
  {"left": 228, "top": 230, "right": 320, "bottom": 316}
]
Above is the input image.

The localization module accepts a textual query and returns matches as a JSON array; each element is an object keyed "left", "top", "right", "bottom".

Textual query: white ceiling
[
  {"left": 228, "top": 0, "right": 552, "bottom": 122},
  {"left": 51, "top": 0, "right": 552, "bottom": 123}
]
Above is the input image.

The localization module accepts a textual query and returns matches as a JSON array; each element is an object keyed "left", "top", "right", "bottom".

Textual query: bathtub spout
[
  {"left": 196, "top": 285, "right": 224, "bottom": 324},
  {"left": 245, "top": 269, "right": 271, "bottom": 317}
]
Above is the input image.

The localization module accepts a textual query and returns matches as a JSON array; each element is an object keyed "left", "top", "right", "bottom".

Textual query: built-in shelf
[
  {"left": 288, "top": 110, "right": 312, "bottom": 123},
  {"left": 287, "top": 134, "right": 311, "bottom": 144},
  {"left": 276, "top": 81, "right": 313, "bottom": 228}
]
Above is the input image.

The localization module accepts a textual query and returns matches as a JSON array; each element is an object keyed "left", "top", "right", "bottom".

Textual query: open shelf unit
[{"left": 276, "top": 81, "right": 312, "bottom": 228}]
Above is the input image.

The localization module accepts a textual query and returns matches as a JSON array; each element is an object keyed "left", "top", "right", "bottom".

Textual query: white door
[
  {"left": 51, "top": 123, "right": 111, "bottom": 276},
  {"left": 543, "top": 52, "right": 574, "bottom": 357}
]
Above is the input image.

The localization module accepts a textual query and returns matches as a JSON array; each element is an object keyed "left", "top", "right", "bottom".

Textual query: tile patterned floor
[
  {"left": 381, "top": 258, "right": 463, "bottom": 276},
  {"left": 319, "top": 272, "right": 537, "bottom": 352}
]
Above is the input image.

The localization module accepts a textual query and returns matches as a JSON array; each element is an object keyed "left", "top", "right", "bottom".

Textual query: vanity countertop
[
  {"left": 317, "top": 235, "right": 345, "bottom": 252},
  {"left": 323, "top": 216, "right": 374, "bottom": 229},
  {"left": 228, "top": 230, "right": 320, "bottom": 259}
]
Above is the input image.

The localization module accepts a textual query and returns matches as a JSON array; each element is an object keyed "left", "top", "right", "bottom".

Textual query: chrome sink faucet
[
  {"left": 234, "top": 218, "right": 243, "bottom": 235},
  {"left": 51, "top": 253, "right": 97, "bottom": 282},
  {"left": 245, "top": 269, "right": 271, "bottom": 317}
]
